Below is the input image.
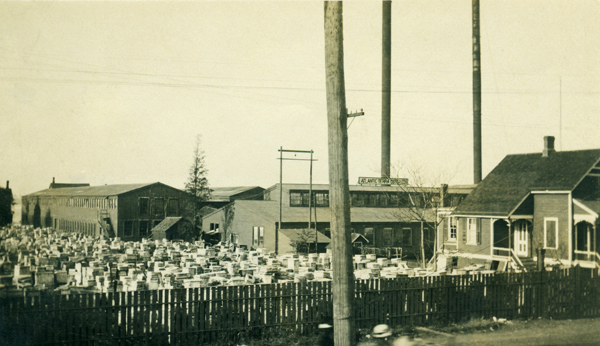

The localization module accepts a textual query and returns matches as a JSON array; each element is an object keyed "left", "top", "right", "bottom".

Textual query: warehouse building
[{"left": 22, "top": 181, "right": 192, "bottom": 241}]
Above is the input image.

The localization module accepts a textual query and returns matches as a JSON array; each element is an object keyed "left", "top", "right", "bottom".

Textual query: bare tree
[
  {"left": 387, "top": 161, "right": 457, "bottom": 268},
  {"left": 184, "top": 135, "right": 212, "bottom": 228}
]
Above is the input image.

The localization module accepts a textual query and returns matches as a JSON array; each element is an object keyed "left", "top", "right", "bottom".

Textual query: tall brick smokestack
[
  {"left": 381, "top": 0, "right": 391, "bottom": 179},
  {"left": 473, "top": 0, "right": 482, "bottom": 184}
]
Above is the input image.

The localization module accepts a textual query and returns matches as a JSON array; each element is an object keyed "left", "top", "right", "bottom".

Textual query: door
[{"left": 514, "top": 221, "right": 529, "bottom": 257}]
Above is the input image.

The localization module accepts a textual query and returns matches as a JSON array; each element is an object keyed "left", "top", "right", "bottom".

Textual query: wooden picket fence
[{"left": 1, "top": 266, "right": 600, "bottom": 346}]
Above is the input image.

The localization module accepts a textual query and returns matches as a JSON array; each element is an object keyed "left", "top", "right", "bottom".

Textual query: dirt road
[{"left": 419, "top": 318, "right": 600, "bottom": 346}]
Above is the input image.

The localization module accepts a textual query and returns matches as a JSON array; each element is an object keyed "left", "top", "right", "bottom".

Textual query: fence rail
[{"left": 1, "top": 267, "right": 600, "bottom": 345}]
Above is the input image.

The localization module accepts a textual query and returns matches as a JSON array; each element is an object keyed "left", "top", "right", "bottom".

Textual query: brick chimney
[{"left": 542, "top": 136, "right": 555, "bottom": 157}]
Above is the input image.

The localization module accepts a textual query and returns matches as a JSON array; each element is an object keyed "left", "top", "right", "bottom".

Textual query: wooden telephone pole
[{"left": 324, "top": 2, "right": 355, "bottom": 346}]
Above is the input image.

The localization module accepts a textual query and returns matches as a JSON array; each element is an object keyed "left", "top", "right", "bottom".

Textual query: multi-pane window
[
  {"left": 315, "top": 192, "right": 329, "bottom": 207},
  {"left": 544, "top": 218, "right": 558, "bottom": 249},
  {"left": 152, "top": 198, "right": 164, "bottom": 218},
  {"left": 139, "top": 198, "right": 149, "bottom": 216},
  {"left": 351, "top": 193, "right": 365, "bottom": 207},
  {"left": 210, "top": 223, "right": 220, "bottom": 232},
  {"left": 290, "top": 192, "right": 303, "bottom": 206},
  {"left": 253, "top": 226, "right": 264, "bottom": 247},
  {"left": 290, "top": 191, "right": 329, "bottom": 207},
  {"left": 167, "top": 199, "right": 178, "bottom": 216},
  {"left": 449, "top": 217, "right": 457, "bottom": 241},
  {"left": 368, "top": 194, "right": 378, "bottom": 207},
  {"left": 383, "top": 227, "right": 393, "bottom": 244}
]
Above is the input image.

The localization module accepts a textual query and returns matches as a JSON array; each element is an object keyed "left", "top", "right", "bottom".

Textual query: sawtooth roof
[
  {"left": 209, "top": 186, "right": 264, "bottom": 202},
  {"left": 455, "top": 149, "right": 600, "bottom": 216},
  {"left": 24, "top": 182, "right": 166, "bottom": 197}
]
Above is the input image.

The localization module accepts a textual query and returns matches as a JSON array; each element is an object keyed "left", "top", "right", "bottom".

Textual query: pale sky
[{"left": 1, "top": 1, "right": 599, "bottom": 197}]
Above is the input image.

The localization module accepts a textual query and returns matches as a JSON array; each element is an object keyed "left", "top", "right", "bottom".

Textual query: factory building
[
  {"left": 202, "top": 182, "right": 472, "bottom": 256},
  {"left": 22, "top": 181, "right": 192, "bottom": 241}
]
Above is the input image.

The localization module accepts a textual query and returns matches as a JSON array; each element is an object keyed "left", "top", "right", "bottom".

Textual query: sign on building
[{"left": 357, "top": 177, "right": 408, "bottom": 186}]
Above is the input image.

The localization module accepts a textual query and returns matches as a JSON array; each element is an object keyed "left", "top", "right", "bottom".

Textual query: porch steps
[{"left": 519, "top": 257, "right": 537, "bottom": 272}]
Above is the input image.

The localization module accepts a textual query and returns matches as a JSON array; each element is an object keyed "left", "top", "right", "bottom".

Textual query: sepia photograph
[{"left": 1, "top": 1, "right": 600, "bottom": 345}]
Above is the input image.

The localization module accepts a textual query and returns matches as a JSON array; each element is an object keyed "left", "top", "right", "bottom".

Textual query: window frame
[
  {"left": 290, "top": 192, "right": 303, "bottom": 206},
  {"left": 253, "top": 226, "right": 264, "bottom": 247},
  {"left": 544, "top": 217, "right": 559, "bottom": 249},
  {"left": 152, "top": 198, "right": 165, "bottom": 218},
  {"left": 466, "top": 218, "right": 478, "bottom": 245},
  {"left": 448, "top": 217, "right": 457, "bottom": 241},
  {"left": 139, "top": 197, "right": 150, "bottom": 216},
  {"left": 167, "top": 198, "right": 178, "bottom": 216}
]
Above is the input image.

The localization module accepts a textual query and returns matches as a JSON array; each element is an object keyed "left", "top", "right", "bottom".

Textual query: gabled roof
[
  {"left": 455, "top": 149, "right": 600, "bottom": 216},
  {"left": 152, "top": 217, "right": 183, "bottom": 233},
  {"left": 24, "top": 182, "right": 168, "bottom": 197},
  {"left": 351, "top": 233, "right": 369, "bottom": 243}
]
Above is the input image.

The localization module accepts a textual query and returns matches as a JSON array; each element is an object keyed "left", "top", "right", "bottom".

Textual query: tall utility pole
[
  {"left": 278, "top": 146, "right": 283, "bottom": 255},
  {"left": 472, "top": 0, "right": 482, "bottom": 184},
  {"left": 324, "top": 2, "right": 355, "bottom": 346},
  {"left": 382, "top": 0, "right": 392, "bottom": 180},
  {"left": 277, "top": 148, "right": 316, "bottom": 255}
]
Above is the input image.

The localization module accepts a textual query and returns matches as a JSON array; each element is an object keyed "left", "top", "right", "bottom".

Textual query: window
[
  {"left": 368, "top": 194, "right": 378, "bottom": 207},
  {"left": 544, "top": 218, "right": 558, "bottom": 249},
  {"left": 383, "top": 227, "right": 393, "bottom": 244},
  {"left": 448, "top": 217, "right": 457, "bottom": 241},
  {"left": 467, "top": 218, "right": 478, "bottom": 244},
  {"left": 167, "top": 199, "right": 178, "bottom": 216},
  {"left": 230, "top": 233, "right": 238, "bottom": 244},
  {"left": 139, "top": 221, "right": 149, "bottom": 238},
  {"left": 389, "top": 194, "right": 399, "bottom": 207},
  {"left": 152, "top": 198, "right": 164, "bottom": 218},
  {"left": 253, "top": 226, "right": 264, "bottom": 247},
  {"left": 210, "top": 223, "right": 220, "bottom": 232},
  {"left": 124, "top": 221, "right": 133, "bottom": 237},
  {"left": 290, "top": 192, "right": 303, "bottom": 206},
  {"left": 351, "top": 193, "right": 365, "bottom": 207},
  {"left": 139, "top": 198, "right": 149, "bottom": 216},
  {"left": 401, "top": 227, "right": 413, "bottom": 246},
  {"left": 302, "top": 192, "right": 310, "bottom": 206},
  {"left": 315, "top": 192, "right": 329, "bottom": 207}
]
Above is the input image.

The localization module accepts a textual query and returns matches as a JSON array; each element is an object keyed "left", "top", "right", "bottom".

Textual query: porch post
[
  {"left": 594, "top": 222, "right": 597, "bottom": 254},
  {"left": 508, "top": 219, "right": 512, "bottom": 255}
]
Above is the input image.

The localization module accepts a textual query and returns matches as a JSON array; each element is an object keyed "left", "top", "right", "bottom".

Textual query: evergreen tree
[{"left": 184, "top": 135, "right": 212, "bottom": 226}]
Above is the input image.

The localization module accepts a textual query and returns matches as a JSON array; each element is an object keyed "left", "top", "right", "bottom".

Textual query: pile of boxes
[{"left": 0, "top": 226, "right": 427, "bottom": 295}]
